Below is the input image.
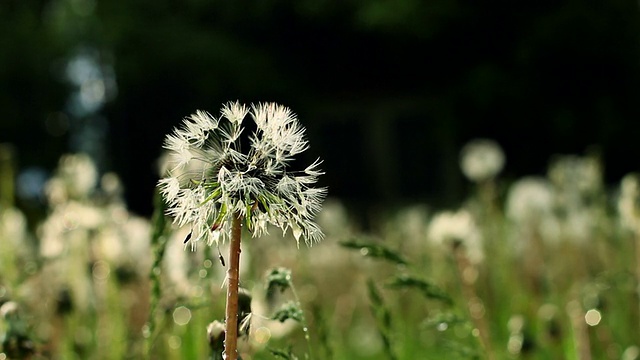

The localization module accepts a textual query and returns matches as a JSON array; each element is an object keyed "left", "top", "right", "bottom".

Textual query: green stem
[
  {"left": 144, "top": 190, "right": 168, "bottom": 358},
  {"left": 224, "top": 212, "right": 243, "bottom": 360},
  {"left": 635, "top": 232, "right": 640, "bottom": 333},
  {"left": 289, "top": 282, "right": 313, "bottom": 360}
]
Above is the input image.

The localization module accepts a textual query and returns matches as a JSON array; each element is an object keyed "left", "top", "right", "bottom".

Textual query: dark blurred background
[{"left": 2, "top": 0, "right": 640, "bottom": 223}]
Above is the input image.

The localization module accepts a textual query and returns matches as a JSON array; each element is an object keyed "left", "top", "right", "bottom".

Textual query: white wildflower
[
  {"left": 459, "top": 138, "right": 505, "bottom": 182},
  {"left": 158, "top": 101, "right": 326, "bottom": 248}
]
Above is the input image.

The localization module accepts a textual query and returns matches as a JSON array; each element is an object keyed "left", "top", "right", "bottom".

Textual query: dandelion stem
[{"left": 224, "top": 212, "right": 243, "bottom": 360}]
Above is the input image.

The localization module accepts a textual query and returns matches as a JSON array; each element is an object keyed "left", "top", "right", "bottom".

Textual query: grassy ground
[{"left": 1, "top": 152, "right": 640, "bottom": 359}]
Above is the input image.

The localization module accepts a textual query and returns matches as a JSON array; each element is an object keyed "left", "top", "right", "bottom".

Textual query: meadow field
[{"left": 1, "top": 142, "right": 640, "bottom": 359}]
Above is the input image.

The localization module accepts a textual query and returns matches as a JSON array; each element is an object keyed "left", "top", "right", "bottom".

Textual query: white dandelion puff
[
  {"left": 427, "top": 208, "right": 484, "bottom": 264},
  {"left": 158, "top": 101, "right": 326, "bottom": 248},
  {"left": 459, "top": 138, "right": 505, "bottom": 182}
]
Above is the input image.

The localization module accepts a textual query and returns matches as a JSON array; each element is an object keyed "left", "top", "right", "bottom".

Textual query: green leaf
[
  {"left": 271, "top": 301, "right": 303, "bottom": 323},
  {"left": 366, "top": 279, "right": 398, "bottom": 360},
  {"left": 265, "top": 267, "right": 292, "bottom": 294}
]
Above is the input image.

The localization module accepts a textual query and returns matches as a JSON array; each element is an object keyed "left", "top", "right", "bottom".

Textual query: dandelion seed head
[
  {"left": 506, "top": 177, "right": 555, "bottom": 225},
  {"left": 546, "top": 154, "right": 604, "bottom": 244},
  {"left": 158, "top": 101, "right": 325, "bottom": 247},
  {"left": 548, "top": 154, "right": 602, "bottom": 200},
  {"left": 459, "top": 138, "right": 505, "bottom": 182},
  {"left": 427, "top": 209, "right": 484, "bottom": 264}
]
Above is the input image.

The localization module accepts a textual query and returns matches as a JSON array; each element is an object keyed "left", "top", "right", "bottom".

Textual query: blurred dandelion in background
[
  {"left": 546, "top": 154, "right": 605, "bottom": 245},
  {"left": 37, "top": 153, "right": 151, "bottom": 314},
  {"left": 459, "top": 138, "right": 505, "bottom": 220},
  {"left": 459, "top": 138, "right": 505, "bottom": 183},
  {"left": 427, "top": 208, "right": 483, "bottom": 265},
  {"left": 505, "top": 176, "right": 557, "bottom": 250}
]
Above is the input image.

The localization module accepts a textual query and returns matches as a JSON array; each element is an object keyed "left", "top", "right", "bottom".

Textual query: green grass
[{"left": 1, "top": 153, "right": 640, "bottom": 359}]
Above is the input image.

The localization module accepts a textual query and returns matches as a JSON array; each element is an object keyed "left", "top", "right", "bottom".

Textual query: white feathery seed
[{"left": 158, "top": 101, "right": 326, "bottom": 249}]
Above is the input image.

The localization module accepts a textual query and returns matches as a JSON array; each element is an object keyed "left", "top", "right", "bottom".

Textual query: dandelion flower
[{"left": 158, "top": 101, "right": 326, "bottom": 248}]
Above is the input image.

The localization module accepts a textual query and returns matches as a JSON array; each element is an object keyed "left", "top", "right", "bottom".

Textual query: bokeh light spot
[
  {"left": 92, "top": 260, "right": 110, "bottom": 281},
  {"left": 253, "top": 326, "right": 271, "bottom": 344},
  {"left": 173, "top": 306, "right": 191, "bottom": 326},
  {"left": 141, "top": 324, "right": 150, "bottom": 338},
  {"left": 168, "top": 335, "right": 182, "bottom": 349},
  {"left": 585, "top": 309, "right": 601, "bottom": 326},
  {"left": 468, "top": 297, "right": 485, "bottom": 319}
]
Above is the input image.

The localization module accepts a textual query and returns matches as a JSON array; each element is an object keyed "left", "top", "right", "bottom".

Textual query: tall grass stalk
[
  {"left": 452, "top": 244, "right": 495, "bottom": 360},
  {"left": 288, "top": 276, "right": 313, "bottom": 360},
  {"left": 144, "top": 190, "right": 168, "bottom": 358},
  {"left": 635, "top": 233, "right": 640, "bottom": 333},
  {"left": 311, "top": 303, "right": 332, "bottom": 359},
  {"left": 567, "top": 300, "right": 592, "bottom": 360},
  {"left": 266, "top": 267, "right": 314, "bottom": 359},
  {"left": 367, "top": 279, "right": 398, "bottom": 360}
]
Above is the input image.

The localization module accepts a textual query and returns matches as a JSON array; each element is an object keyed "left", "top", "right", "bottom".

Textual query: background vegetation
[
  {"left": 2, "top": 0, "right": 640, "bottom": 218},
  {"left": 2, "top": 1, "right": 640, "bottom": 359}
]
